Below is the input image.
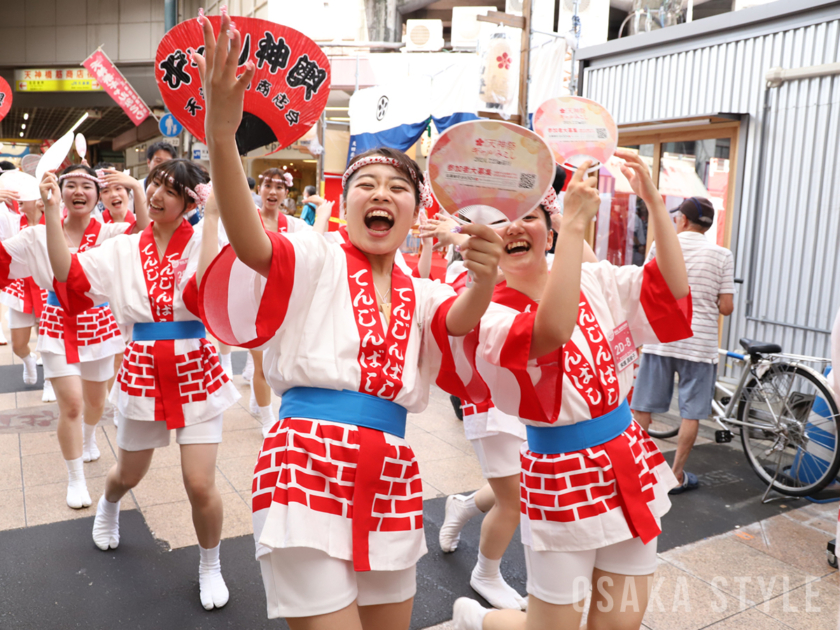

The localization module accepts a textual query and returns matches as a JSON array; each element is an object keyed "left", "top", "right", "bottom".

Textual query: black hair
[
  {"left": 59, "top": 164, "right": 100, "bottom": 197},
  {"left": 0, "top": 160, "right": 16, "bottom": 172},
  {"left": 552, "top": 165, "right": 566, "bottom": 194},
  {"left": 147, "top": 158, "right": 208, "bottom": 212},
  {"left": 247, "top": 177, "right": 256, "bottom": 190},
  {"left": 259, "top": 168, "right": 289, "bottom": 191},
  {"left": 304, "top": 185, "right": 316, "bottom": 196},
  {"left": 344, "top": 147, "right": 425, "bottom": 207},
  {"left": 94, "top": 161, "right": 115, "bottom": 170},
  {"left": 146, "top": 141, "right": 177, "bottom": 163}
]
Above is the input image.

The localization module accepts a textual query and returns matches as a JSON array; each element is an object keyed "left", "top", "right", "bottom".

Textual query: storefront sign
[
  {"left": 83, "top": 49, "right": 151, "bottom": 126},
  {"left": 14, "top": 68, "right": 102, "bottom": 92}
]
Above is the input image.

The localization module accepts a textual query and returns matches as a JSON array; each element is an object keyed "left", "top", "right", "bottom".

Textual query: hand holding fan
[
  {"left": 427, "top": 120, "right": 555, "bottom": 226},
  {"left": 533, "top": 96, "right": 617, "bottom": 172},
  {"left": 36, "top": 131, "right": 75, "bottom": 199}
]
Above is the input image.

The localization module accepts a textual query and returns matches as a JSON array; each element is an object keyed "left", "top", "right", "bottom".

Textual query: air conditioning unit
[
  {"left": 505, "top": 0, "right": 524, "bottom": 16},
  {"left": 405, "top": 19, "right": 445, "bottom": 52},
  {"left": 451, "top": 6, "right": 496, "bottom": 51}
]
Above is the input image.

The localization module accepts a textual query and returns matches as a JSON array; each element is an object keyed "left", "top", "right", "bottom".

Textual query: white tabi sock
[
  {"left": 65, "top": 457, "right": 91, "bottom": 509},
  {"left": 92, "top": 495, "right": 120, "bottom": 550},
  {"left": 242, "top": 352, "right": 254, "bottom": 383},
  {"left": 439, "top": 492, "right": 482, "bottom": 553},
  {"left": 199, "top": 543, "right": 229, "bottom": 610},
  {"left": 219, "top": 351, "right": 233, "bottom": 379},
  {"left": 453, "top": 597, "right": 490, "bottom": 630},
  {"left": 42, "top": 379, "right": 56, "bottom": 403},
  {"left": 82, "top": 423, "right": 100, "bottom": 462},
  {"left": 249, "top": 382, "right": 259, "bottom": 414},
  {"left": 470, "top": 551, "right": 528, "bottom": 610},
  {"left": 22, "top": 353, "right": 37, "bottom": 385},
  {"left": 258, "top": 405, "right": 275, "bottom": 438}
]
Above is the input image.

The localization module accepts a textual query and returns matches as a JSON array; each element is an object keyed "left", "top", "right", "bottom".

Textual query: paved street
[{"left": 0, "top": 324, "right": 837, "bottom": 629}]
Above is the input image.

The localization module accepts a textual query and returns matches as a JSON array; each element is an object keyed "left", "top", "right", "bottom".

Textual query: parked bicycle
[{"left": 646, "top": 338, "right": 840, "bottom": 499}]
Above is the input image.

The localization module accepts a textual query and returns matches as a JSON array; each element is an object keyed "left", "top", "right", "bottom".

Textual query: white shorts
[
  {"left": 116, "top": 413, "right": 224, "bottom": 451},
  {"left": 525, "top": 537, "right": 658, "bottom": 606},
  {"left": 259, "top": 546, "right": 417, "bottom": 618},
  {"left": 471, "top": 432, "right": 525, "bottom": 478},
  {"left": 8, "top": 308, "right": 36, "bottom": 330},
  {"left": 42, "top": 352, "right": 115, "bottom": 382}
]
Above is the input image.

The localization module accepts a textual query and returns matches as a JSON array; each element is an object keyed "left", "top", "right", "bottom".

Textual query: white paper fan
[{"left": 0, "top": 171, "right": 40, "bottom": 201}]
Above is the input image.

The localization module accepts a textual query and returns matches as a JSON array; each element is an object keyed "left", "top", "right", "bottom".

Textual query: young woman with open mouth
[
  {"left": 44, "top": 159, "right": 240, "bottom": 611},
  {"left": 442, "top": 154, "right": 693, "bottom": 630},
  {"left": 0, "top": 164, "right": 147, "bottom": 510},
  {"left": 194, "top": 10, "right": 505, "bottom": 629}
]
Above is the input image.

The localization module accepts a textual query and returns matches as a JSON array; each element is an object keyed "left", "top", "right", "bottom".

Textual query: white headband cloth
[
  {"left": 58, "top": 172, "right": 104, "bottom": 186},
  {"left": 541, "top": 188, "right": 561, "bottom": 215},
  {"left": 259, "top": 172, "right": 294, "bottom": 188},
  {"left": 342, "top": 156, "right": 434, "bottom": 209}
]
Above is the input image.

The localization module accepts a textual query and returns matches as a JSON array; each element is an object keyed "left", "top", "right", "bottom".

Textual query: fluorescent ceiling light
[{"left": 69, "top": 112, "right": 89, "bottom": 133}]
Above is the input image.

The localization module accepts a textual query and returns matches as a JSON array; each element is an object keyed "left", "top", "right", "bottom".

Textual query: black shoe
[{"left": 450, "top": 395, "right": 463, "bottom": 421}]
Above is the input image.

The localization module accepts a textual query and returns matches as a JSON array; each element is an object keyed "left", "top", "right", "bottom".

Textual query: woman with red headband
[
  {"left": 44, "top": 158, "right": 240, "bottom": 611},
  {"left": 195, "top": 11, "right": 504, "bottom": 628},
  {"left": 444, "top": 154, "right": 692, "bottom": 630},
  {"left": 0, "top": 164, "right": 147, "bottom": 510}
]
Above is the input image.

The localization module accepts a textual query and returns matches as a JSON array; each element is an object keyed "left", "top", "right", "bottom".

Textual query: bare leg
[
  {"left": 82, "top": 379, "right": 108, "bottom": 428},
  {"left": 250, "top": 349, "right": 272, "bottom": 407},
  {"left": 11, "top": 326, "right": 31, "bottom": 360},
  {"left": 358, "top": 598, "right": 414, "bottom": 630},
  {"left": 107, "top": 353, "right": 123, "bottom": 395},
  {"left": 51, "top": 375, "right": 85, "bottom": 460},
  {"left": 180, "top": 443, "right": 223, "bottom": 548},
  {"left": 287, "top": 602, "right": 364, "bottom": 630},
  {"left": 633, "top": 411, "right": 651, "bottom": 432},
  {"left": 670, "top": 419, "right": 700, "bottom": 485},
  {"left": 585, "top": 569, "right": 652, "bottom": 630},
  {"left": 480, "top": 475, "right": 520, "bottom": 559},
  {"left": 474, "top": 483, "right": 496, "bottom": 513},
  {"left": 105, "top": 448, "right": 155, "bottom": 502}
]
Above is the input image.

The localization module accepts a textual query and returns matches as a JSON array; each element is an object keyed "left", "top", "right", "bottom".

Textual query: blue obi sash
[{"left": 526, "top": 401, "right": 633, "bottom": 454}]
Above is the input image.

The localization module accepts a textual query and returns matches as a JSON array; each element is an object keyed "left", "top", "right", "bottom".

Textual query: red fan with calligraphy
[
  {"left": 155, "top": 15, "right": 330, "bottom": 155},
  {"left": 0, "top": 77, "right": 12, "bottom": 122}
]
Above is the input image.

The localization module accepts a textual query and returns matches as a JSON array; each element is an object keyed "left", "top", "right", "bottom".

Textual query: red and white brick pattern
[
  {"left": 253, "top": 418, "right": 424, "bottom": 532},
  {"left": 2, "top": 279, "right": 25, "bottom": 303},
  {"left": 39, "top": 304, "right": 121, "bottom": 346},
  {"left": 117, "top": 338, "right": 228, "bottom": 404},
  {"left": 520, "top": 421, "right": 666, "bottom": 524}
]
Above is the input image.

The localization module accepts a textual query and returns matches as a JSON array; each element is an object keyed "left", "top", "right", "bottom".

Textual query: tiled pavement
[{"left": 0, "top": 316, "right": 837, "bottom": 629}]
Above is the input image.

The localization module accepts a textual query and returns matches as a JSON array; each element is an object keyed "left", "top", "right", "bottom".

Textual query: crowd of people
[{"left": 0, "top": 10, "right": 836, "bottom": 630}]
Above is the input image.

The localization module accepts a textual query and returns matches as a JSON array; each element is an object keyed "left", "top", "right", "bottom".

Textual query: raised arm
[
  {"left": 193, "top": 11, "right": 272, "bottom": 276},
  {"left": 616, "top": 148, "right": 689, "bottom": 300},
  {"left": 197, "top": 192, "right": 220, "bottom": 286},
  {"left": 530, "top": 164, "right": 601, "bottom": 358},
  {"left": 312, "top": 200, "right": 334, "bottom": 235},
  {"left": 40, "top": 172, "right": 71, "bottom": 283},
  {"left": 551, "top": 211, "right": 599, "bottom": 263},
  {"left": 101, "top": 169, "right": 150, "bottom": 233},
  {"left": 444, "top": 223, "right": 502, "bottom": 336}
]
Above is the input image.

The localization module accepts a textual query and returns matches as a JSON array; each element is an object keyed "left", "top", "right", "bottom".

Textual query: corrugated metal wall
[{"left": 584, "top": 18, "right": 840, "bottom": 359}]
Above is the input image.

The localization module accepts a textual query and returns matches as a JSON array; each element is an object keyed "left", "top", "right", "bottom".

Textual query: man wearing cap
[{"left": 631, "top": 196, "right": 735, "bottom": 494}]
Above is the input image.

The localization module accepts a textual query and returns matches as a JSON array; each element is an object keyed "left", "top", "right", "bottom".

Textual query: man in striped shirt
[{"left": 632, "top": 197, "right": 735, "bottom": 494}]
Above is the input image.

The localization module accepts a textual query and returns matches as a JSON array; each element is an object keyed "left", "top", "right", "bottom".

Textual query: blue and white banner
[
  {"left": 431, "top": 55, "right": 481, "bottom": 133},
  {"left": 347, "top": 78, "right": 432, "bottom": 163}
]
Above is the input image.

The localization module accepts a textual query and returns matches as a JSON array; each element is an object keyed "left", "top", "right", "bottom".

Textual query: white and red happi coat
[
  {"left": 0, "top": 219, "right": 128, "bottom": 363},
  {"left": 53, "top": 220, "right": 239, "bottom": 427},
  {"left": 199, "top": 231, "right": 458, "bottom": 571},
  {"left": 102, "top": 208, "right": 137, "bottom": 232},
  {"left": 0, "top": 209, "right": 48, "bottom": 318},
  {"left": 445, "top": 260, "right": 525, "bottom": 441},
  {"left": 443, "top": 260, "right": 693, "bottom": 552}
]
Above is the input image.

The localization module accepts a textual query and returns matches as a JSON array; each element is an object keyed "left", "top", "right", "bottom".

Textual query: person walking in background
[
  {"left": 299, "top": 185, "right": 318, "bottom": 226},
  {"left": 631, "top": 196, "right": 734, "bottom": 494}
]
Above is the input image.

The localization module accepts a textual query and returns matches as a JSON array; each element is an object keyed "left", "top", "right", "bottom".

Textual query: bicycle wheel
[
  {"left": 738, "top": 362, "right": 840, "bottom": 496},
  {"left": 646, "top": 416, "right": 680, "bottom": 439}
]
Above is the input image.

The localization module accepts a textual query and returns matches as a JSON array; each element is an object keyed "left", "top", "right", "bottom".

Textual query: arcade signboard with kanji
[
  {"left": 14, "top": 68, "right": 102, "bottom": 92},
  {"left": 155, "top": 14, "right": 330, "bottom": 154}
]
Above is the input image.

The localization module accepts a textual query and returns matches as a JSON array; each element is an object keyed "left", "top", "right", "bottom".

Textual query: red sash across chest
[
  {"left": 492, "top": 283, "right": 620, "bottom": 422},
  {"left": 341, "top": 241, "right": 415, "bottom": 571},
  {"left": 138, "top": 220, "right": 195, "bottom": 428},
  {"left": 259, "top": 211, "right": 289, "bottom": 233},
  {"left": 102, "top": 208, "right": 136, "bottom": 229}
]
